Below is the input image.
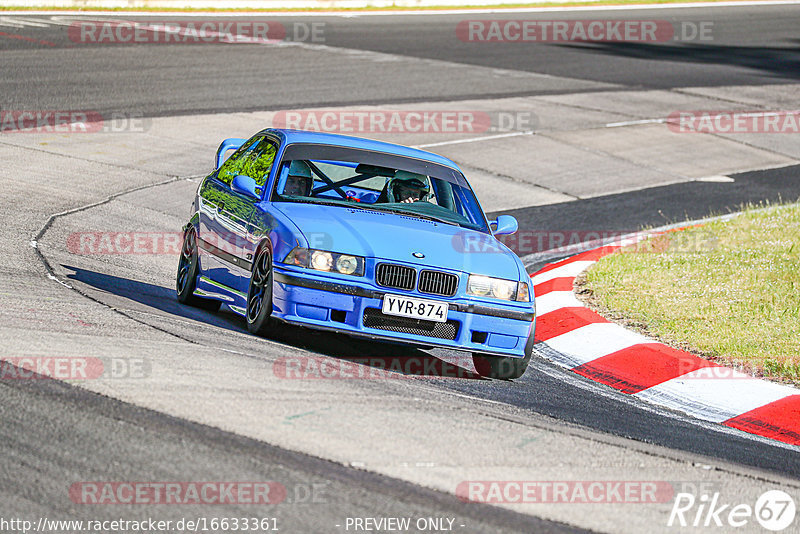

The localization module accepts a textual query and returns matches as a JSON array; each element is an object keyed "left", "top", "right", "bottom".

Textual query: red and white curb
[{"left": 530, "top": 237, "right": 800, "bottom": 447}]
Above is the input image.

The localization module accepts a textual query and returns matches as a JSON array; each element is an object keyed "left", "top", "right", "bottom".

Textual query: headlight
[
  {"left": 467, "top": 275, "right": 529, "bottom": 302},
  {"left": 492, "top": 279, "right": 516, "bottom": 300},
  {"left": 336, "top": 254, "right": 358, "bottom": 275},
  {"left": 284, "top": 247, "right": 364, "bottom": 276},
  {"left": 466, "top": 275, "right": 492, "bottom": 296},
  {"left": 310, "top": 250, "right": 333, "bottom": 271}
]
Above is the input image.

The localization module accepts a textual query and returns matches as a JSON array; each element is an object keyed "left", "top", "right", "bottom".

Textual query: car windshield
[{"left": 272, "top": 144, "right": 490, "bottom": 232}]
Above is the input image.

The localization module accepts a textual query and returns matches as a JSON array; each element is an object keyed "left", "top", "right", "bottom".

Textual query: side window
[
  {"left": 216, "top": 137, "right": 258, "bottom": 186},
  {"left": 217, "top": 137, "right": 278, "bottom": 189}
]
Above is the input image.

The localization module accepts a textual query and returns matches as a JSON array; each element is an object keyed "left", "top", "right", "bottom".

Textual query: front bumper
[{"left": 271, "top": 266, "right": 535, "bottom": 358}]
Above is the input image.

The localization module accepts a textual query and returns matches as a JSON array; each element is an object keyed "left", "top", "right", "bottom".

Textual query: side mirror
[
  {"left": 491, "top": 215, "right": 518, "bottom": 236},
  {"left": 231, "top": 175, "right": 260, "bottom": 200},
  {"left": 216, "top": 137, "right": 246, "bottom": 168}
]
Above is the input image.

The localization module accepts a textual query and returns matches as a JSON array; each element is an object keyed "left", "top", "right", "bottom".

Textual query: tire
[
  {"left": 176, "top": 228, "right": 221, "bottom": 311},
  {"left": 472, "top": 322, "right": 535, "bottom": 380},
  {"left": 246, "top": 245, "right": 277, "bottom": 337}
]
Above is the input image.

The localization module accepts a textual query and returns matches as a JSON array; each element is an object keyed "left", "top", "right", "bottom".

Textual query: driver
[
  {"left": 282, "top": 160, "right": 313, "bottom": 197},
  {"left": 391, "top": 170, "right": 430, "bottom": 203}
]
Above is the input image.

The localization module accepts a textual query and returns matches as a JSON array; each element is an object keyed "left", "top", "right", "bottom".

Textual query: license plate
[{"left": 381, "top": 294, "right": 449, "bottom": 323}]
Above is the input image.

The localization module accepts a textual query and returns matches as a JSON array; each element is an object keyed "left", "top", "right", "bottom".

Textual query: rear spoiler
[{"left": 215, "top": 138, "right": 247, "bottom": 169}]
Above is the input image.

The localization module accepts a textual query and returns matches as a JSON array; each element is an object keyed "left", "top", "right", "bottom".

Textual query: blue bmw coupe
[{"left": 177, "top": 129, "right": 536, "bottom": 379}]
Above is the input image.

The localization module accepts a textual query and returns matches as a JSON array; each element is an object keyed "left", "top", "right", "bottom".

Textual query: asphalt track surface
[
  {"left": 1, "top": 371, "right": 575, "bottom": 533},
  {"left": 0, "top": 4, "right": 799, "bottom": 116},
  {"left": 2, "top": 4, "right": 800, "bottom": 533}
]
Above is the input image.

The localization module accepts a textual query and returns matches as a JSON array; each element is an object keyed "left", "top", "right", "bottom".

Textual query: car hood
[{"left": 274, "top": 203, "right": 523, "bottom": 280}]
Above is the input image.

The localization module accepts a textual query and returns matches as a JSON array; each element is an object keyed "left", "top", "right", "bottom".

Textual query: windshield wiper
[
  {"left": 280, "top": 197, "right": 349, "bottom": 207},
  {"left": 375, "top": 207, "right": 459, "bottom": 226}
]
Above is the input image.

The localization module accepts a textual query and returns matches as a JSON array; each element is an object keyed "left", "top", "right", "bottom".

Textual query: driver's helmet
[
  {"left": 283, "top": 160, "right": 313, "bottom": 196},
  {"left": 389, "top": 170, "right": 430, "bottom": 203}
]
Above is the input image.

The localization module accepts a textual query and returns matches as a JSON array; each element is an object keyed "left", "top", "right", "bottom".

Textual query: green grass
[
  {"left": 581, "top": 203, "right": 800, "bottom": 385},
  {"left": 0, "top": 0, "right": 769, "bottom": 12}
]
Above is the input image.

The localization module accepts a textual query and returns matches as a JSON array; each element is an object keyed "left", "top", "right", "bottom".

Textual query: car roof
[{"left": 261, "top": 128, "right": 462, "bottom": 172}]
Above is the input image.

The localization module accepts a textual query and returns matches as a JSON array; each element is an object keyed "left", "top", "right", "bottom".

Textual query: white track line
[
  {"left": 414, "top": 130, "right": 533, "bottom": 149},
  {"left": 605, "top": 118, "right": 667, "bottom": 128}
]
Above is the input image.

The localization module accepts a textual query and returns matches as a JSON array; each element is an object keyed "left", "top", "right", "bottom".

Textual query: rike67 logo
[{"left": 668, "top": 490, "right": 796, "bottom": 531}]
